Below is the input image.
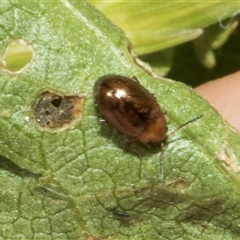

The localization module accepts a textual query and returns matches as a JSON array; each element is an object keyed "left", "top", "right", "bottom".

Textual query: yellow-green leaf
[{"left": 90, "top": 1, "right": 240, "bottom": 55}]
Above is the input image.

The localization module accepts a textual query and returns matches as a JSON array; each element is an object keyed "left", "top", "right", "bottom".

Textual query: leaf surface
[{"left": 0, "top": 1, "right": 240, "bottom": 239}]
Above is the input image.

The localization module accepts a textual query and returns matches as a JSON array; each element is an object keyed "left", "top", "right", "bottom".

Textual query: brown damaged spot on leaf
[
  {"left": 167, "top": 177, "right": 189, "bottom": 190},
  {"left": 218, "top": 141, "right": 240, "bottom": 175},
  {"left": 217, "top": 121, "right": 240, "bottom": 178},
  {"left": 32, "top": 91, "right": 86, "bottom": 132}
]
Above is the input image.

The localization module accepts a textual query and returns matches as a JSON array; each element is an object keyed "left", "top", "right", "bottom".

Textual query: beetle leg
[{"left": 131, "top": 76, "right": 139, "bottom": 83}]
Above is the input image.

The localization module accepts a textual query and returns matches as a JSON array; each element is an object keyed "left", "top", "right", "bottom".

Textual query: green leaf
[
  {"left": 90, "top": 1, "right": 240, "bottom": 55},
  {"left": 193, "top": 19, "right": 239, "bottom": 68},
  {"left": 0, "top": 1, "right": 240, "bottom": 239}
]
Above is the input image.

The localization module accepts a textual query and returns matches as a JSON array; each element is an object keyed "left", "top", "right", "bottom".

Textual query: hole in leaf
[
  {"left": 0, "top": 39, "right": 34, "bottom": 74},
  {"left": 45, "top": 110, "right": 51, "bottom": 115},
  {"left": 32, "top": 91, "right": 86, "bottom": 132},
  {"left": 51, "top": 98, "right": 62, "bottom": 108}
]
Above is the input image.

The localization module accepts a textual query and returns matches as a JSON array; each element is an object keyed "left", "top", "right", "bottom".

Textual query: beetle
[
  {"left": 94, "top": 74, "right": 203, "bottom": 182},
  {"left": 94, "top": 74, "right": 167, "bottom": 144}
]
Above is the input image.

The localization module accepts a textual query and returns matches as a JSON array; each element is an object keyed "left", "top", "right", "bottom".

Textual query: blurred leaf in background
[{"left": 90, "top": 1, "right": 240, "bottom": 86}]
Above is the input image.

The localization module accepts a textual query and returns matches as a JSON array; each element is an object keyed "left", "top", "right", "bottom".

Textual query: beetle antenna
[
  {"left": 168, "top": 114, "right": 204, "bottom": 137},
  {"left": 159, "top": 113, "right": 204, "bottom": 184},
  {"left": 159, "top": 142, "right": 165, "bottom": 184}
]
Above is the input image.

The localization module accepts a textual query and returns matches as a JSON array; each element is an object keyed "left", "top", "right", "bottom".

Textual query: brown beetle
[
  {"left": 94, "top": 75, "right": 167, "bottom": 144},
  {"left": 94, "top": 74, "right": 203, "bottom": 182}
]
